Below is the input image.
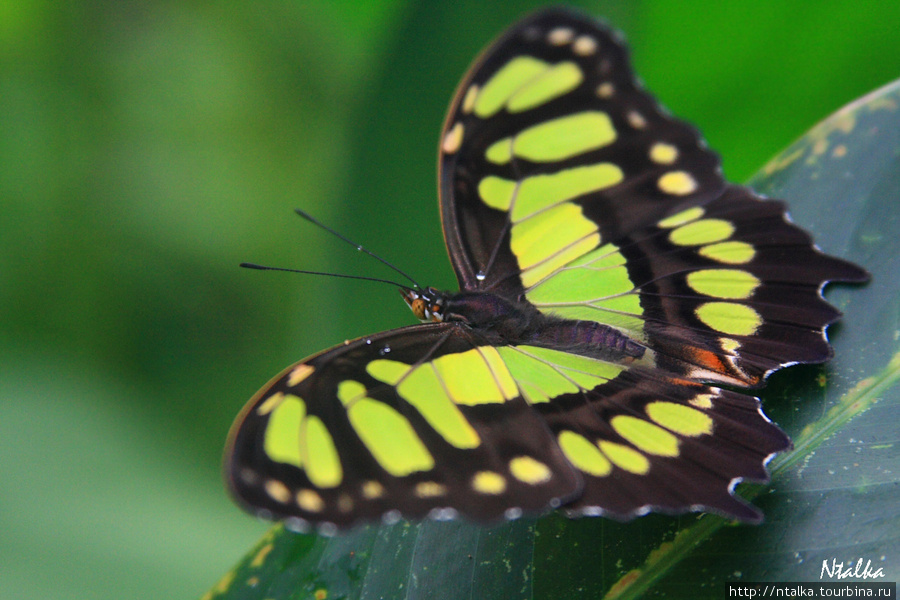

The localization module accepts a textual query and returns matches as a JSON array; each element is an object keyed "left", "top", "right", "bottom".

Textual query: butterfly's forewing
[
  {"left": 439, "top": 9, "right": 726, "bottom": 295},
  {"left": 225, "top": 325, "right": 581, "bottom": 529}
]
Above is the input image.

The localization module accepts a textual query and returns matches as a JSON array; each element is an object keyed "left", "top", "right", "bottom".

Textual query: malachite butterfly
[{"left": 225, "top": 8, "right": 867, "bottom": 533}]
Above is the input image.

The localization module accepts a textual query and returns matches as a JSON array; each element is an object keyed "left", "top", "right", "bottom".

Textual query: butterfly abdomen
[{"left": 534, "top": 319, "right": 645, "bottom": 362}]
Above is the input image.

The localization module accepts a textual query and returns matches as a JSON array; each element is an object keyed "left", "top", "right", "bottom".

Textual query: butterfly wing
[
  {"left": 439, "top": 8, "right": 727, "bottom": 295},
  {"left": 535, "top": 365, "right": 789, "bottom": 521},
  {"left": 225, "top": 324, "right": 582, "bottom": 530}
]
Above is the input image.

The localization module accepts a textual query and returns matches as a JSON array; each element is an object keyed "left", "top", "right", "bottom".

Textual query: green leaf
[{"left": 205, "top": 80, "right": 899, "bottom": 600}]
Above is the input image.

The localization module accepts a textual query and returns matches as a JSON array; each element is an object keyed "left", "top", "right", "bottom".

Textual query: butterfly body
[
  {"left": 404, "top": 287, "right": 645, "bottom": 362},
  {"left": 226, "top": 8, "right": 867, "bottom": 532}
]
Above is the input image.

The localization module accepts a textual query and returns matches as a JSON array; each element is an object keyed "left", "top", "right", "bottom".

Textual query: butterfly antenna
[
  {"left": 240, "top": 263, "right": 416, "bottom": 291},
  {"left": 294, "top": 208, "right": 422, "bottom": 289}
]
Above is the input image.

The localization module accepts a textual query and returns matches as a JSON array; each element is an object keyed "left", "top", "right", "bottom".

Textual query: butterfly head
[{"left": 401, "top": 287, "right": 447, "bottom": 323}]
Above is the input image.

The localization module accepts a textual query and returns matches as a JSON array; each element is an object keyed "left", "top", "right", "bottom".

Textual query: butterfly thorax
[{"left": 403, "top": 287, "right": 645, "bottom": 363}]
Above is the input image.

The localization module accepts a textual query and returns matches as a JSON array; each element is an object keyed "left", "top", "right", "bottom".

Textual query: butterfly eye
[{"left": 410, "top": 298, "right": 428, "bottom": 321}]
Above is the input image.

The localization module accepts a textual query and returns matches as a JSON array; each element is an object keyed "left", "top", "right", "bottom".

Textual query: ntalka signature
[{"left": 820, "top": 558, "right": 885, "bottom": 580}]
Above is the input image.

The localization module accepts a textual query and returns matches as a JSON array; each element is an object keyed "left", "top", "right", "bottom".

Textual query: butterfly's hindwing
[
  {"left": 620, "top": 186, "right": 867, "bottom": 386},
  {"left": 537, "top": 367, "right": 789, "bottom": 521}
]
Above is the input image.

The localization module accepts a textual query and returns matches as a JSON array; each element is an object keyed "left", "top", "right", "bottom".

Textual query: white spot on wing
[{"left": 547, "top": 27, "right": 575, "bottom": 46}]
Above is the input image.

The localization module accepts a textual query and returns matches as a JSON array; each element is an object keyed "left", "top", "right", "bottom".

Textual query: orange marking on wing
[
  {"left": 665, "top": 376, "right": 705, "bottom": 389},
  {"left": 686, "top": 346, "right": 761, "bottom": 386},
  {"left": 687, "top": 347, "right": 729, "bottom": 374}
]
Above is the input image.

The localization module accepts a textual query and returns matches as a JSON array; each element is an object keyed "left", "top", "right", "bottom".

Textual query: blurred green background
[{"left": 2, "top": 1, "right": 899, "bottom": 598}]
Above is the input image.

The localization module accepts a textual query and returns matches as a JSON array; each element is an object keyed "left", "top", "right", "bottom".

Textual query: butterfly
[{"left": 224, "top": 8, "right": 867, "bottom": 532}]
